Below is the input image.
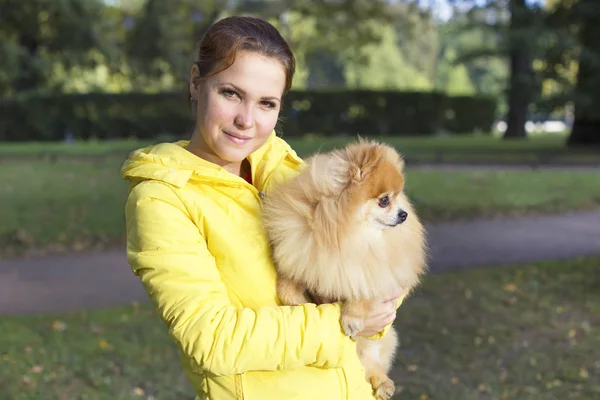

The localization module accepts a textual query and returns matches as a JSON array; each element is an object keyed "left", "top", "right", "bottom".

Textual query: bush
[
  {"left": 0, "top": 92, "right": 194, "bottom": 142},
  {"left": 0, "top": 90, "right": 497, "bottom": 141}
]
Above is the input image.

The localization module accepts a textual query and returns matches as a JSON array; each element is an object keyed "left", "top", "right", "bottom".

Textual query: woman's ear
[{"left": 189, "top": 64, "right": 201, "bottom": 100}]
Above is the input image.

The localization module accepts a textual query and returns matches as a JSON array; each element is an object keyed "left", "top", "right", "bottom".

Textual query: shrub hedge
[{"left": 0, "top": 90, "right": 497, "bottom": 141}]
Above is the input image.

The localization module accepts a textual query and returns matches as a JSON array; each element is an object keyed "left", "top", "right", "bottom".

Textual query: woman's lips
[{"left": 224, "top": 131, "right": 252, "bottom": 145}]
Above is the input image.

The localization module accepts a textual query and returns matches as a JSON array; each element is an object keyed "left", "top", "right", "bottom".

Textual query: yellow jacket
[{"left": 121, "top": 132, "right": 384, "bottom": 400}]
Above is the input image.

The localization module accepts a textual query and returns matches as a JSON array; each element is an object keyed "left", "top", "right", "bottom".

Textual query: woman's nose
[{"left": 234, "top": 105, "right": 255, "bottom": 129}]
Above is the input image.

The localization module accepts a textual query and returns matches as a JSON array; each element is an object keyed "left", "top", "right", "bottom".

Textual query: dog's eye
[{"left": 378, "top": 195, "right": 389, "bottom": 208}]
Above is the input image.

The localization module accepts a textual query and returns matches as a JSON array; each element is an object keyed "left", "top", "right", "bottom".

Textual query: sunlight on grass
[{"left": 1, "top": 156, "right": 599, "bottom": 257}]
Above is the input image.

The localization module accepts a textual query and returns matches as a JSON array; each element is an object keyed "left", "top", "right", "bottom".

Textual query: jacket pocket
[{"left": 239, "top": 368, "right": 346, "bottom": 400}]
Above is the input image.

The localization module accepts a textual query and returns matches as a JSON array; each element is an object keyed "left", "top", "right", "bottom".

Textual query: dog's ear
[{"left": 348, "top": 144, "right": 383, "bottom": 183}]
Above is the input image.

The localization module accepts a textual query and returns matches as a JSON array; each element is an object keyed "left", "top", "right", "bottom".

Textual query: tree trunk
[
  {"left": 567, "top": 0, "right": 600, "bottom": 148},
  {"left": 504, "top": 0, "right": 534, "bottom": 140}
]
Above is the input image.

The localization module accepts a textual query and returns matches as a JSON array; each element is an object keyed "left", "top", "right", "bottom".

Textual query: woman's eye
[
  {"left": 261, "top": 101, "right": 276, "bottom": 109},
  {"left": 378, "top": 195, "right": 389, "bottom": 208},
  {"left": 221, "top": 89, "right": 237, "bottom": 98}
]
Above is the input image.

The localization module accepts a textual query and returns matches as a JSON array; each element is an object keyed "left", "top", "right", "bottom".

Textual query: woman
[{"left": 121, "top": 15, "right": 402, "bottom": 400}]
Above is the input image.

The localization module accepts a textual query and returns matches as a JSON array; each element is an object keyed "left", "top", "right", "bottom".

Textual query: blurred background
[{"left": 1, "top": 1, "right": 599, "bottom": 399}]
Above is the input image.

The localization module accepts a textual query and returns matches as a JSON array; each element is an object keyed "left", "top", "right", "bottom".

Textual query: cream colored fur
[{"left": 262, "top": 139, "right": 428, "bottom": 399}]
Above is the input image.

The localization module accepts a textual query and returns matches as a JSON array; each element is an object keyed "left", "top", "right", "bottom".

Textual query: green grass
[
  {"left": 2, "top": 256, "right": 599, "bottom": 399},
  {"left": 2, "top": 132, "right": 598, "bottom": 165},
  {"left": 0, "top": 133, "right": 565, "bottom": 155},
  {"left": 2, "top": 155, "right": 600, "bottom": 257}
]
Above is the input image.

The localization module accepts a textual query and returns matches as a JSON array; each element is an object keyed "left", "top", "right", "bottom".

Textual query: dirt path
[{"left": 2, "top": 210, "right": 600, "bottom": 315}]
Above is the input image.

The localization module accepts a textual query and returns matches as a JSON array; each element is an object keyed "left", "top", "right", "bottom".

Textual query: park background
[{"left": 1, "top": 0, "right": 599, "bottom": 399}]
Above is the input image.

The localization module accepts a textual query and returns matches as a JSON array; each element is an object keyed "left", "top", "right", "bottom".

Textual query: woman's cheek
[{"left": 257, "top": 111, "right": 278, "bottom": 134}]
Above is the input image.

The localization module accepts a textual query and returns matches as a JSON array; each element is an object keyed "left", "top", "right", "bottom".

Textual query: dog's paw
[
  {"left": 374, "top": 378, "right": 395, "bottom": 400},
  {"left": 341, "top": 315, "right": 364, "bottom": 337},
  {"left": 279, "top": 292, "right": 310, "bottom": 306}
]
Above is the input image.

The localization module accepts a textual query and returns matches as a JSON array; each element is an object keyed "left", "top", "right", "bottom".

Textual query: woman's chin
[{"left": 216, "top": 148, "right": 252, "bottom": 165}]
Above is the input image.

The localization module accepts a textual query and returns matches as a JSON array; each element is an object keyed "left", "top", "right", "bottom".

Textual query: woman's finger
[{"left": 383, "top": 288, "right": 404, "bottom": 303}]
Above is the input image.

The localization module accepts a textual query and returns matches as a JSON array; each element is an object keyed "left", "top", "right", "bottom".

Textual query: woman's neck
[{"left": 187, "top": 134, "right": 244, "bottom": 176}]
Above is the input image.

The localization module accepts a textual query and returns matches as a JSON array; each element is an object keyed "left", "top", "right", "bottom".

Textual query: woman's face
[{"left": 189, "top": 51, "right": 286, "bottom": 171}]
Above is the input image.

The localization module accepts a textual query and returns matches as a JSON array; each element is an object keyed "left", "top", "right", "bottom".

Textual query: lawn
[
  {"left": 2, "top": 256, "right": 599, "bottom": 399},
  {"left": 2, "top": 154, "right": 600, "bottom": 258},
  {"left": 1, "top": 132, "right": 599, "bottom": 165}
]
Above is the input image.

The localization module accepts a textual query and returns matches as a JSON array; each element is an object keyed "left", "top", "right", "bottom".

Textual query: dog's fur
[{"left": 262, "top": 139, "right": 428, "bottom": 399}]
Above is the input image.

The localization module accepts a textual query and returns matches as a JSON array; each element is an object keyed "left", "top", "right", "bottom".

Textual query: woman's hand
[{"left": 356, "top": 288, "right": 404, "bottom": 337}]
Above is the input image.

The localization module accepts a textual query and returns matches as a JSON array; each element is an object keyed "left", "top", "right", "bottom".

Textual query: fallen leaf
[
  {"left": 568, "top": 329, "right": 577, "bottom": 339},
  {"left": 579, "top": 368, "right": 589, "bottom": 379},
  {"left": 90, "top": 324, "right": 104, "bottom": 334},
  {"left": 451, "top": 377, "right": 459, "bottom": 384},
  {"left": 555, "top": 306, "right": 565, "bottom": 314},
  {"left": 474, "top": 337, "right": 482, "bottom": 346},
  {"left": 503, "top": 283, "right": 518, "bottom": 293},
  {"left": 24, "top": 346, "right": 32, "bottom": 354},
  {"left": 30, "top": 365, "right": 43, "bottom": 374},
  {"left": 407, "top": 365, "right": 418, "bottom": 372},
  {"left": 441, "top": 327, "right": 449, "bottom": 335},
  {"left": 478, "top": 384, "right": 487, "bottom": 392},
  {"left": 1, "top": 354, "right": 9, "bottom": 361},
  {"left": 536, "top": 373, "right": 543, "bottom": 381},
  {"left": 488, "top": 336, "right": 496, "bottom": 344},
  {"left": 52, "top": 320, "right": 67, "bottom": 332},
  {"left": 22, "top": 376, "right": 31, "bottom": 386},
  {"left": 419, "top": 395, "right": 428, "bottom": 400},
  {"left": 132, "top": 387, "right": 145, "bottom": 396},
  {"left": 73, "top": 240, "right": 87, "bottom": 252},
  {"left": 99, "top": 339, "right": 111, "bottom": 350}
]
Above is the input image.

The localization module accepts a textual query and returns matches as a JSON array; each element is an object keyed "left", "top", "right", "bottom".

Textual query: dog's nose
[{"left": 397, "top": 210, "right": 408, "bottom": 223}]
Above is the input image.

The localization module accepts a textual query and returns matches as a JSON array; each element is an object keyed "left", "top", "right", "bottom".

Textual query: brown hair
[{"left": 189, "top": 15, "right": 295, "bottom": 108}]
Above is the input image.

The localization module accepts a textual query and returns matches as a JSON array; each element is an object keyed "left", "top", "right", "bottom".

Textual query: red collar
[{"left": 243, "top": 169, "right": 252, "bottom": 184}]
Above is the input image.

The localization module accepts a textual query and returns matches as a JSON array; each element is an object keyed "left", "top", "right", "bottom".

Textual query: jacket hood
[{"left": 120, "top": 131, "right": 303, "bottom": 190}]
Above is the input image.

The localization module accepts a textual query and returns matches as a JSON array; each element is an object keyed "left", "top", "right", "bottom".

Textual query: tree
[
  {"left": 435, "top": 48, "right": 477, "bottom": 95},
  {"left": 0, "top": 0, "right": 108, "bottom": 96},
  {"left": 445, "top": 0, "right": 543, "bottom": 139},
  {"left": 567, "top": 0, "right": 600, "bottom": 147},
  {"left": 504, "top": 0, "right": 536, "bottom": 139},
  {"left": 124, "top": 0, "right": 228, "bottom": 86}
]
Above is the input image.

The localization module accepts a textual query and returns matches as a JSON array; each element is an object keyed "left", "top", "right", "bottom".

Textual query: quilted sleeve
[{"left": 124, "top": 181, "right": 355, "bottom": 377}]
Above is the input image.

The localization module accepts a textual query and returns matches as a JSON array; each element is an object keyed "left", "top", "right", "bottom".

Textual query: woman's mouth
[{"left": 224, "top": 131, "right": 252, "bottom": 145}]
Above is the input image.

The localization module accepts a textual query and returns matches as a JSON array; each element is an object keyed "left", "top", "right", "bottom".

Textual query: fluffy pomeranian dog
[{"left": 262, "top": 139, "right": 428, "bottom": 400}]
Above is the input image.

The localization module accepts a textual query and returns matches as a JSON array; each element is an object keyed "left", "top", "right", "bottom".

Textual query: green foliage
[
  {"left": 0, "top": 90, "right": 497, "bottom": 141},
  {"left": 342, "top": 24, "right": 433, "bottom": 91},
  {"left": 0, "top": 92, "right": 193, "bottom": 141},
  {"left": 0, "top": 0, "right": 109, "bottom": 95},
  {"left": 435, "top": 48, "right": 477, "bottom": 96},
  {"left": 435, "top": 11, "right": 509, "bottom": 112},
  {"left": 124, "top": 0, "right": 228, "bottom": 84}
]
